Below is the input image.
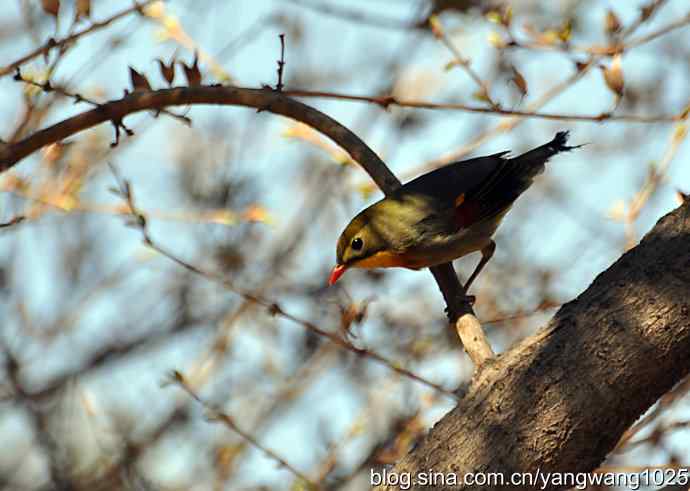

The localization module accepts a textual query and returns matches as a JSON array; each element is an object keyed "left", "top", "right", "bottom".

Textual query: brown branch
[
  {"left": 375, "top": 200, "right": 690, "bottom": 490},
  {"left": 504, "top": 1, "right": 682, "bottom": 57},
  {"left": 430, "top": 16, "right": 496, "bottom": 108},
  {"left": 12, "top": 67, "right": 192, "bottom": 126},
  {"left": 0, "top": 215, "right": 25, "bottom": 228},
  {"left": 170, "top": 371, "right": 318, "bottom": 489},
  {"left": 275, "top": 33, "right": 286, "bottom": 92},
  {"left": 0, "top": 0, "right": 158, "bottom": 77},
  {"left": 620, "top": 8, "right": 690, "bottom": 52},
  {"left": 0, "top": 85, "right": 399, "bottom": 190},
  {"left": 282, "top": 89, "right": 681, "bottom": 123}
]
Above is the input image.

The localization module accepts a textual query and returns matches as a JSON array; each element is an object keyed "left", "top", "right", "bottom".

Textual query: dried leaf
[
  {"left": 75, "top": 0, "right": 91, "bottom": 20},
  {"left": 129, "top": 67, "right": 152, "bottom": 91},
  {"left": 487, "top": 31, "right": 507, "bottom": 49},
  {"left": 485, "top": 10, "right": 502, "bottom": 24},
  {"left": 1, "top": 174, "right": 29, "bottom": 193},
  {"left": 541, "top": 30, "right": 560, "bottom": 45},
  {"left": 242, "top": 204, "right": 271, "bottom": 224},
  {"left": 673, "top": 122, "right": 688, "bottom": 143},
  {"left": 338, "top": 300, "right": 371, "bottom": 338},
  {"left": 472, "top": 88, "right": 491, "bottom": 104},
  {"left": 157, "top": 58, "right": 175, "bottom": 86},
  {"left": 679, "top": 102, "right": 690, "bottom": 121},
  {"left": 128, "top": 70, "right": 151, "bottom": 92},
  {"left": 143, "top": 0, "right": 165, "bottom": 18},
  {"left": 607, "top": 199, "right": 626, "bottom": 221},
  {"left": 207, "top": 209, "right": 237, "bottom": 226},
  {"left": 428, "top": 15, "right": 443, "bottom": 38},
  {"left": 640, "top": 2, "right": 659, "bottom": 21},
  {"left": 486, "top": 6, "right": 511, "bottom": 27},
  {"left": 54, "top": 193, "right": 77, "bottom": 211},
  {"left": 605, "top": 9, "right": 621, "bottom": 35},
  {"left": 180, "top": 54, "right": 202, "bottom": 86},
  {"left": 443, "top": 60, "right": 459, "bottom": 71},
  {"left": 510, "top": 65, "right": 528, "bottom": 97},
  {"left": 558, "top": 19, "right": 572, "bottom": 42},
  {"left": 501, "top": 5, "right": 512, "bottom": 27},
  {"left": 41, "top": 142, "right": 69, "bottom": 164},
  {"left": 602, "top": 54, "right": 624, "bottom": 97},
  {"left": 41, "top": 0, "right": 60, "bottom": 17},
  {"left": 575, "top": 60, "right": 590, "bottom": 72}
]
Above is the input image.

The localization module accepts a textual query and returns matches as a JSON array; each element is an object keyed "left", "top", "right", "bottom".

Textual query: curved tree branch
[
  {"left": 375, "top": 199, "right": 690, "bottom": 490},
  {"left": 0, "top": 86, "right": 399, "bottom": 187},
  {"left": 0, "top": 84, "right": 490, "bottom": 363}
]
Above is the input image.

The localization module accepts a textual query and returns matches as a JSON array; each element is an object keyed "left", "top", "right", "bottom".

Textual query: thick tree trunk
[{"left": 375, "top": 200, "right": 690, "bottom": 490}]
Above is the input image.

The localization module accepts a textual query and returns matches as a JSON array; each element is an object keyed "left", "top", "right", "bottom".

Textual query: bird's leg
[{"left": 463, "top": 240, "right": 496, "bottom": 294}]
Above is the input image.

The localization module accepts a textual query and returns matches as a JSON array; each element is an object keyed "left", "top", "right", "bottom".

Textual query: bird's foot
[{"left": 444, "top": 293, "right": 475, "bottom": 323}]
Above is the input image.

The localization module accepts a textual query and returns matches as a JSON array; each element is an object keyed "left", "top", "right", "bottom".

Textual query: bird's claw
[{"left": 444, "top": 293, "right": 476, "bottom": 322}]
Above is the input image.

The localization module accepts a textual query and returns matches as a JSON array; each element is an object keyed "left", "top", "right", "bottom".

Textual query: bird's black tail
[
  {"left": 469, "top": 132, "right": 581, "bottom": 222},
  {"left": 510, "top": 131, "right": 581, "bottom": 177}
]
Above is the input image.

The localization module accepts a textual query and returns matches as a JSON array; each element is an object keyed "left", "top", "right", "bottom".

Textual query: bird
[{"left": 329, "top": 131, "right": 581, "bottom": 290}]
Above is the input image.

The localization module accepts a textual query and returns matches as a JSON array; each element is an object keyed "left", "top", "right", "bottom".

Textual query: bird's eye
[{"left": 351, "top": 237, "right": 363, "bottom": 251}]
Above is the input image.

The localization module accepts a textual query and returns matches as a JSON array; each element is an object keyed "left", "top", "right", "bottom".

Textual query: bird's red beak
[{"left": 328, "top": 264, "right": 347, "bottom": 285}]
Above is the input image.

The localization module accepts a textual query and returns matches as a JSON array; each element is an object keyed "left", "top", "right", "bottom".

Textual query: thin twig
[
  {"left": 284, "top": 89, "right": 681, "bottom": 123},
  {"left": 430, "top": 16, "right": 497, "bottom": 108},
  {"left": 13, "top": 68, "right": 192, "bottom": 126},
  {"left": 615, "top": 377, "right": 690, "bottom": 451},
  {"left": 0, "top": 215, "right": 25, "bottom": 228},
  {"left": 622, "top": 123, "right": 687, "bottom": 249},
  {"left": 483, "top": 302, "right": 561, "bottom": 325},
  {"left": 0, "top": 86, "right": 400, "bottom": 191},
  {"left": 0, "top": 0, "right": 158, "bottom": 77},
  {"left": 388, "top": 56, "right": 600, "bottom": 186},
  {"left": 275, "top": 34, "right": 286, "bottom": 92},
  {"left": 505, "top": 1, "right": 679, "bottom": 56},
  {"left": 170, "top": 371, "right": 318, "bottom": 489},
  {"left": 106, "top": 163, "right": 458, "bottom": 399}
]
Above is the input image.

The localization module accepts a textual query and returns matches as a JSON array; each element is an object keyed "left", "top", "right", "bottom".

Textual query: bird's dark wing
[
  {"left": 404, "top": 132, "right": 579, "bottom": 231},
  {"left": 461, "top": 131, "right": 579, "bottom": 226},
  {"left": 400, "top": 152, "right": 509, "bottom": 205}
]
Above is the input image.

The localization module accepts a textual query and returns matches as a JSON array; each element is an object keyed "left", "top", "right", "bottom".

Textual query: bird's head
[{"left": 329, "top": 202, "right": 411, "bottom": 285}]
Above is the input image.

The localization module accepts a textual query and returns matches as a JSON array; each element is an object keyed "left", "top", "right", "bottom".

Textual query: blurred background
[{"left": 1, "top": 0, "right": 689, "bottom": 489}]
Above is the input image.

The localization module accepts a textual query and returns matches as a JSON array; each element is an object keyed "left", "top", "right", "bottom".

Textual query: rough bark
[{"left": 376, "top": 200, "right": 690, "bottom": 490}]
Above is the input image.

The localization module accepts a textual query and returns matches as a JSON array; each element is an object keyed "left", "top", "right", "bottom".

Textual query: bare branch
[
  {"left": 283, "top": 89, "right": 681, "bottom": 124},
  {"left": 0, "top": 0, "right": 158, "bottom": 77},
  {"left": 170, "top": 370, "right": 319, "bottom": 489}
]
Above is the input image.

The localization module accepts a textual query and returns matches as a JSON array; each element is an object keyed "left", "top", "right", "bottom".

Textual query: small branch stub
[
  {"left": 455, "top": 314, "right": 494, "bottom": 366},
  {"left": 275, "top": 33, "right": 286, "bottom": 92}
]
